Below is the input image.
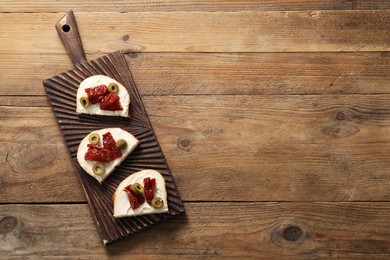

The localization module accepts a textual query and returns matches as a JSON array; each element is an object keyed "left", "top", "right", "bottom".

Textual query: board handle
[{"left": 55, "top": 10, "right": 87, "bottom": 66}]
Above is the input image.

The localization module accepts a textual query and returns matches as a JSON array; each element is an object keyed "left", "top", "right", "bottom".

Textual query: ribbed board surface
[{"left": 43, "top": 51, "right": 185, "bottom": 245}]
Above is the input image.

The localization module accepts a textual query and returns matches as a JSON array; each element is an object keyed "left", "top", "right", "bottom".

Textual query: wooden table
[{"left": 1, "top": 1, "right": 389, "bottom": 258}]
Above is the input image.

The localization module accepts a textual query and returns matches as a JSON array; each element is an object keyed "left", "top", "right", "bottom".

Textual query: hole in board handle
[{"left": 62, "top": 24, "right": 71, "bottom": 33}]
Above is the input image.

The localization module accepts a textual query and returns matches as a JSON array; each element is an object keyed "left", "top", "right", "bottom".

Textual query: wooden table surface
[{"left": 1, "top": 1, "right": 390, "bottom": 258}]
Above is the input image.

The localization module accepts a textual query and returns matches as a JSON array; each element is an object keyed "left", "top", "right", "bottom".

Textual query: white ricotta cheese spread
[
  {"left": 77, "top": 128, "right": 139, "bottom": 183},
  {"left": 76, "top": 75, "right": 130, "bottom": 117},
  {"left": 113, "top": 170, "right": 169, "bottom": 218}
]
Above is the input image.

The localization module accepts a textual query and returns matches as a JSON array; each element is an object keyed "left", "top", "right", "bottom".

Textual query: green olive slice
[
  {"left": 80, "top": 97, "right": 91, "bottom": 108},
  {"left": 131, "top": 182, "right": 144, "bottom": 196},
  {"left": 92, "top": 162, "right": 105, "bottom": 175},
  {"left": 116, "top": 139, "right": 127, "bottom": 149},
  {"left": 108, "top": 82, "right": 119, "bottom": 94},
  {"left": 89, "top": 133, "right": 100, "bottom": 144},
  {"left": 151, "top": 197, "right": 164, "bottom": 209}
]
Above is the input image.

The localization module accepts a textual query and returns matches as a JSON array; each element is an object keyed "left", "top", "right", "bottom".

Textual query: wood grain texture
[
  {"left": 1, "top": 203, "right": 389, "bottom": 258},
  {"left": 1, "top": 95, "right": 389, "bottom": 203},
  {"left": 43, "top": 51, "right": 184, "bottom": 244},
  {"left": 1, "top": 0, "right": 389, "bottom": 257},
  {"left": 1, "top": 0, "right": 389, "bottom": 12},
  {"left": 0, "top": 113, "right": 84, "bottom": 203},
  {"left": 1, "top": 11, "right": 389, "bottom": 54},
  {"left": 55, "top": 10, "right": 87, "bottom": 66},
  {"left": 1, "top": 52, "right": 389, "bottom": 96}
]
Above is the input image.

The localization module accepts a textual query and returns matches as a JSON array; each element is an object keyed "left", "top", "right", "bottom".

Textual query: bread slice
[
  {"left": 77, "top": 128, "right": 139, "bottom": 183},
  {"left": 113, "top": 170, "right": 169, "bottom": 218},
  {"left": 76, "top": 75, "right": 130, "bottom": 117}
]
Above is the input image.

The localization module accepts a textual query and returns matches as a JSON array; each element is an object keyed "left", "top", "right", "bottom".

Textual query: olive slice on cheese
[
  {"left": 108, "top": 82, "right": 119, "bottom": 94},
  {"left": 131, "top": 182, "right": 144, "bottom": 196},
  {"left": 89, "top": 133, "right": 100, "bottom": 144},
  {"left": 92, "top": 162, "right": 105, "bottom": 175},
  {"left": 116, "top": 139, "right": 127, "bottom": 149},
  {"left": 152, "top": 197, "right": 164, "bottom": 209},
  {"left": 80, "top": 97, "right": 91, "bottom": 108}
]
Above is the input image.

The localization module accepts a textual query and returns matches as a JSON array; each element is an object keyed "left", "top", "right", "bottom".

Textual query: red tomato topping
[
  {"left": 84, "top": 144, "right": 111, "bottom": 162},
  {"left": 102, "top": 132, "right": 122, "bottom": 160},
  {"left": 84, "top": 132, "right": 122, "bottom": 162},
  {"left": 124, "top": 185, "right": 145, "bottom": 210},
  {"left": 144, "top": 177, "right": 156, "bottom": 205},
  {"left": 85, "top": 85, "right": 109, "bottom": 104},
  {"left": 100, "top": 93, "right": 123, "bottom": 111}
]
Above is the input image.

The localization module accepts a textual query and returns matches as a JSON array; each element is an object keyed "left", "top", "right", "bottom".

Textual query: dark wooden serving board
[{"left": 43, "top": 11, "right": 184, "bottom": 245}]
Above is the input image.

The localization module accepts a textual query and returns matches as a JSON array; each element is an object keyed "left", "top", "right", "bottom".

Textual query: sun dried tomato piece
[
  {"left": 102, "top": 132, "right": 122, "bottom": 160},
  {"left": 124, "top": 185, "right": 145, "bottom": 210},
  {"left": 100, "top": 93, "right": 123, "bottom": 111},
  {"left": 84, "top": 132, "right": 123, "bottom": 163},
  {"left": 144, "top": 177, "right": 156, "bottom": 205},
  {"left": 84, "top": 144, "right": 111, "bottom": 162},
  {"left": 85, "top": 85, "right": 109, "bottom": 104}
]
